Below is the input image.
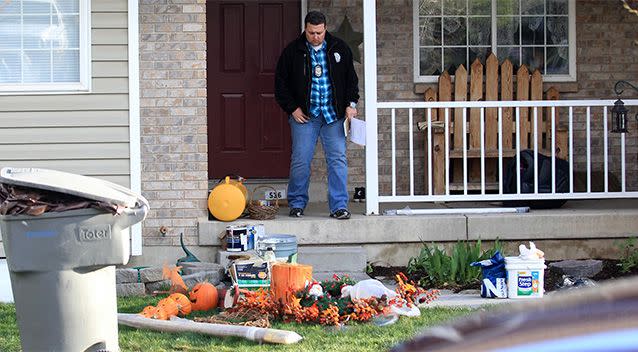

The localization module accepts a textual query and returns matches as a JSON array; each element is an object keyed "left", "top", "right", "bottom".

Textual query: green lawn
[{"left": 0, "top": 297, "right": 472, "bottom": 352}]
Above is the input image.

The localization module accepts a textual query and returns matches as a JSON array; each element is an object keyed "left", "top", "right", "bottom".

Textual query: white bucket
[
  {"left": 0, "top": 258, "right": 13, "bottom": 303},
  {"left": 505, "top": 256, "right": 546, "bottom": 299}
]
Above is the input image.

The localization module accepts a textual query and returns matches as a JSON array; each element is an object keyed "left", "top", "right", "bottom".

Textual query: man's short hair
[{"left": 304, "top": 11, "right": 326, "bottom": 27}]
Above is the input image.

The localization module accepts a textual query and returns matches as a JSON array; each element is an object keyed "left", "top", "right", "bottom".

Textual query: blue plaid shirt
[{"left": 307, "top": 42, "right": 337, "bottom": 124}]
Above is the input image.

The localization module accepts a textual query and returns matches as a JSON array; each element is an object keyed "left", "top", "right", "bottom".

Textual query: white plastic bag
[
  {"left": 519, "top": 241, "right": 545, "bottom": 260},
  {"left": 341, "top": 279, "right": 421, "bottom": 317},
  {"left": 390, "top": 304, "right": 421, "bottom": 317},
  {"left": 341, "top": 279, "right": 397, "bottom": 300}
]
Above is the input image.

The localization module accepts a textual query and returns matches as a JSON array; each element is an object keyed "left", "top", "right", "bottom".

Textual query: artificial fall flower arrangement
[
  {"left": 227, "top": 273, "right": 439, "bottom": 326},
  {"left": 138, "top": 264, "right": 438, "bottom": 327}
]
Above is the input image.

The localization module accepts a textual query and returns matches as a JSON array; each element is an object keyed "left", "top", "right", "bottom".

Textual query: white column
[
  {"left": 364, "top": 0, "right": 379, "bottom": 215},
  {"left": 128, "top": 0, "right": 142, "bottom": 255}
]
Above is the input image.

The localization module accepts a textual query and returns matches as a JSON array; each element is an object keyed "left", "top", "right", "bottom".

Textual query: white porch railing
[
  {"left": 362, "top": 0, "right": 638, "bottom": 215},
  {"left": 364, "top": 99, "right": 638, "bottom": 215}
]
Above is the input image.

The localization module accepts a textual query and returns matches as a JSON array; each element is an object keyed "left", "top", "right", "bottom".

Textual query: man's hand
[
  {"left": 292, "top": 107, "right": 309, "bottom": 123},
  {"left": 345, "top": 106, "right": 357, "bottom": 120}
]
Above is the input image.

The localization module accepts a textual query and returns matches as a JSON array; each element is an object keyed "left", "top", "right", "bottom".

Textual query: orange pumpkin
[
  {"left": 168, "top": 293, "right": 192, "bottom": 316},
  {"left": 157, "top": 297, "right": 179, "bottom": 317},
  {"left": 139, "top": 305, "right": 156, "bottom": 318},
  {"left": 140, "top": 306, "right": 168, "bottom": 320},
  {"left": 189, "top": 282, "right": 218, "bottom": 311}
]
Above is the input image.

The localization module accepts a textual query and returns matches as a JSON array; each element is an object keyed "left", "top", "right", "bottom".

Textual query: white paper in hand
[{"left": 347, "top": 117, "right": 366, "bottom": 146}]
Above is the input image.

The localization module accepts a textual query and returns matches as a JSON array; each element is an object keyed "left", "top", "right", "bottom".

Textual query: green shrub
[
  {"left": 616, "top": 237, "right": 638, "bottom": 273},
  {"left": 407, "top": 239, "right": 502, "bottom": 287}
]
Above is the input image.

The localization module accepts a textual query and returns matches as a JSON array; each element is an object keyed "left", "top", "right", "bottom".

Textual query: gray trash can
[{"left": 0, "top": 167, "right": 149, "bottom": 352}]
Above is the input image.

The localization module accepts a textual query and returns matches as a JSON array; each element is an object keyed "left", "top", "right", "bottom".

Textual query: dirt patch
[{"left": 370, "top": 259, "right": 638, "bottom": 293}]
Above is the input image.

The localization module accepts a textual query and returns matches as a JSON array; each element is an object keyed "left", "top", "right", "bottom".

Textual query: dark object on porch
[
  {"left": 503, "top": 149, "right": 569, "bottom": 209},
  {"left": 353, "top": 187, "right": 365, "bottom": 202}
]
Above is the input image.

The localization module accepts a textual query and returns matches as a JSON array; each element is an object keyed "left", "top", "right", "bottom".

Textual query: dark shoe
[
  {"left": 289, "top": 208, "right": 304, "bottom": 217},
  {"left": 353, "top": 187, "right": 366, "bottom": 202},
  {"left": 330, "top": 209, "right": 351, "bottom": 220}
]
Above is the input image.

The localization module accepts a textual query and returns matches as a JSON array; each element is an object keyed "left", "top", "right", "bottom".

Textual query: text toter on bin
[{"left": 0, "top": 167, "right": 149, "bottom": 352}]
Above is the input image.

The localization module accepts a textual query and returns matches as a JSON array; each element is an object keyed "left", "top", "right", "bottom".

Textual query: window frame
[
  {"left": 0, "top": 0, "right": 91, "bottom": 95},
  {"left": 413, "top": 0, "right": 576, "bottom": 83}
]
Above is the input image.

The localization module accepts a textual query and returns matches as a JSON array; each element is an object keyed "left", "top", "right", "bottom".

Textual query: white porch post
[
  {"left": 128, "top": 0, "right": 142, "bottom": 255},
  {"left": 364, "top": 0, "right": 379, "bottom": 215}
]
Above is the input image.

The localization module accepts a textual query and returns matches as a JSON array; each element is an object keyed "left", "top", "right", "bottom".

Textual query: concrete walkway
[
  {"left": 375, "top": 277, "right": 515, "bottom": 309},
  {"left": 426, "top": 293, "right": 512, "bottom": 308}
]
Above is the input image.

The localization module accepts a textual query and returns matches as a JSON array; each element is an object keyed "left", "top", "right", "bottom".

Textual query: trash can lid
[{"left": 0, "top": 167, "right": 144, "bottom": 208}]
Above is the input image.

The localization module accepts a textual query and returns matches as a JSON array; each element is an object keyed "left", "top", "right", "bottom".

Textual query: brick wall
[
  {"left": 139, "top": 0, "right": 208, "bottom": 247},
  {"left": 564, "top": 1, "right": 638, "bottom": 188}
]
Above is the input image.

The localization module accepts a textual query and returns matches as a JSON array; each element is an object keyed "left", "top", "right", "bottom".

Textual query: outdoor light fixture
[
  {"left": 612, "top": 98, "right": 629, "bottom": 133},
  {"left": 612, "top": 80, "right": 638, "bottom": 133}
]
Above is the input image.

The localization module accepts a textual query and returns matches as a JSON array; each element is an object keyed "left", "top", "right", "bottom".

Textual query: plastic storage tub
[{"left": 505, "top": 256, "right": 546, "bottom": 298}]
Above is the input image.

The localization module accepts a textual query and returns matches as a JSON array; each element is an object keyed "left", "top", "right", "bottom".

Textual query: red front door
[{"left": 207, "top": 1, "right": 300, "bottom": 179}]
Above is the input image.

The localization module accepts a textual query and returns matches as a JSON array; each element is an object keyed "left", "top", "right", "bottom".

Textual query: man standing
[{"left": 275, "top": 11, "right": 359, "bottom": 220}]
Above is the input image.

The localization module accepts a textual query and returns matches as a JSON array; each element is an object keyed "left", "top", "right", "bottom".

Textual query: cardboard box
[{"left": 230, "top": 259, "right": 271, "bottom": 289}]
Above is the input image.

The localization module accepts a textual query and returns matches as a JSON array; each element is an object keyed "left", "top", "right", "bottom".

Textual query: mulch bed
[
  {"left": 544, "top": 259, "right": 638, "bottom": 292},
  {"left": 369, "top": 259, "right": 638, "bottom": 293}
]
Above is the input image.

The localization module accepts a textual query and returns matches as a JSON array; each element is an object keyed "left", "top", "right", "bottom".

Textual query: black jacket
[{"left": 275, "top": 31, "right": 359, "bottom": 120}]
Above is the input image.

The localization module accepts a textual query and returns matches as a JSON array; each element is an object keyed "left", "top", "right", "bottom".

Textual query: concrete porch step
[
  {"left": 198, "top": 199, "right": 638, "bottom": 266},
  {"left": 298, "top": 246, "right": 366, "bottom": 273}
]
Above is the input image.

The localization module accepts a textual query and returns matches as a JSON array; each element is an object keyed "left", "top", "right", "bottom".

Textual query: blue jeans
[{"left": 287, "top": 115, "right": 348, "bottom": 213}]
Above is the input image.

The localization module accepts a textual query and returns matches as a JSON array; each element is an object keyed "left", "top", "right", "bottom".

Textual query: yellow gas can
[{"left": 208, "top": 176, "right": 247, "bottom": 221}]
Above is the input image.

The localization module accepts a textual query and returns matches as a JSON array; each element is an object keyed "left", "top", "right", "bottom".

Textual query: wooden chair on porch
[{"left": 423, "top": 53, "right": 568, "bottom": 195}]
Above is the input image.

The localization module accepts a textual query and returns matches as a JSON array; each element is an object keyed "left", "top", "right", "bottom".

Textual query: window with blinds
[{"left": 0, "top": 0, "right": 89, "bottom": 93}]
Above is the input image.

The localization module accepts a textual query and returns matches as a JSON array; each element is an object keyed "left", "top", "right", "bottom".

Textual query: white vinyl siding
[{"left": 0, "top": 0, "right": 133, "bottom": 250}]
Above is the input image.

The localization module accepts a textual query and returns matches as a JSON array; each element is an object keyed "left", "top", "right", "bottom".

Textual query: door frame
[{"left": 206, "top": 0, "right": 308, "bottom": 181}]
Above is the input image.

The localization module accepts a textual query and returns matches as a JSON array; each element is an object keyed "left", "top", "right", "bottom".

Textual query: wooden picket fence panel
[{"left": 424, "top": 53, "right": 568, "bottom": 195}]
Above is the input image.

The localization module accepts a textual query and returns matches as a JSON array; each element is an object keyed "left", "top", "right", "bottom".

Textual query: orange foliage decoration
[
  {"left": 228, "top": 288, "right": 280, "bottom": 320},
  {"left": 318, "top": 305, "right": 341, "bottom": 326},
  {"left": 225, "top": 272, "right": 438, "bottom": 327},
  {"left": 162, "top": 264, "right": 188, "bottom": 294},
  {"left": 391, "top": 272, "right": 440, "bottom": 308},
  {"left": 345, "top": 298, "right": 387, "bottom": 323}
]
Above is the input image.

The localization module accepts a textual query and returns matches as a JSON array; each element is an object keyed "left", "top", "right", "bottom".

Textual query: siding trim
[{"left": 129, "top": 0, "right": 142, "bottom": 256}]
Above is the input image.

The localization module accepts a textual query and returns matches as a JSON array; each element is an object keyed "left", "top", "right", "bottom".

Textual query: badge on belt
[{"left": 314, "top": 64, "right": 322, "bottom": 77}]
